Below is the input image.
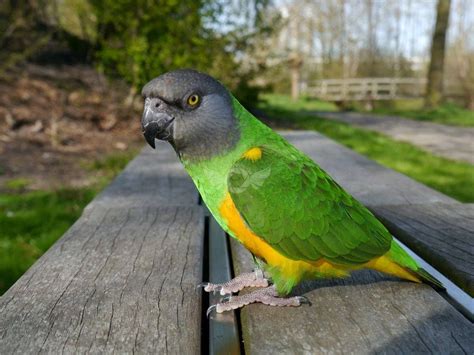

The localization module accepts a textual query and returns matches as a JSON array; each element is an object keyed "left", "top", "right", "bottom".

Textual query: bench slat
[
  {"left": 0, "top": 206, "right": 203, "bottom": 354},
  {"left": 231, "top": 240, "right": 474, "bottom": 354}
]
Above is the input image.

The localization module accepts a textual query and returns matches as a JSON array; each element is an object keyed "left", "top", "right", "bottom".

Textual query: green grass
[
  {"left": 5, "top": 178, "right": 32, "bottom": 190},
  {"left": 357, "top": 99, "right": 474, "bottom": 127},
  {"left": 260, "top": 94, "right": 339, "bottom": 112},
  {"left": 81, "top": 148, "right": 140, "bottom": 187},
  {"left": 0, "top": 149, "right": 138, "bottom": 295},
  {"left": 83, "top": 149, "right": 139, "bottom": 176},
  {"left": 0, "top": 188, "right": 97, "bottom": 294},
  {"left": 258, "top": 94, "right": 474, "bottom": 203}
]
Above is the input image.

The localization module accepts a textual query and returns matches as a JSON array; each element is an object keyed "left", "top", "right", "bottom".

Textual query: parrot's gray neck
[{"left": 172, "top": 119, "right": 240, "bottom": 163}]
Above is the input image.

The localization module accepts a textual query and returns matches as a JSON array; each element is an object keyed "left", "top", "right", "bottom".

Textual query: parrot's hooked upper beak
[{"left": 141, "top": 97, "right": 175, "bottom": 149}]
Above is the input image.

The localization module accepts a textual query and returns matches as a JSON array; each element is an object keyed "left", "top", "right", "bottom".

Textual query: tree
[
  {"left": 425, "top": 0, "right": 451, "bottom": 108},
  {"left": 90, "top": 0, "right": 272, "bottom": 105},
  {"left": 90, "top": 0, "right": 212, "bottom": 90},
  {"left": 445, "top": 0, "right": 474, "bottom": 109}
]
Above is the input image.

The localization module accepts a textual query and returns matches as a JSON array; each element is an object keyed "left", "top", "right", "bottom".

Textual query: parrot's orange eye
[{"left": 187, "top": 94, "right": 200, "bottom": 107}]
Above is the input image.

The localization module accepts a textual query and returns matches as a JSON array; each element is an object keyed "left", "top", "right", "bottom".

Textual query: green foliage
[
  {"left": 0, "top": 188, "right": 96, "bottom": 294},
  {"left": 89, "top": 0, "right": 273, "bottom": 105},
  {"left": 2, "top": 0, "right": 275, "bottom": 103},
  {"left": 4, "top": 178, "right": 32, "bottom": 190},
  {"left": 258, "top": 94, "right": 474, "bottom": 203},
  {"left": 91, "top": 0, "right": 208, "bottom": 87}
]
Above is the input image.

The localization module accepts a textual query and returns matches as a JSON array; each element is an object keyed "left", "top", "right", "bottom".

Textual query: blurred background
[{"left": 0, "top": 0, "right": 472, "bottom": 294}]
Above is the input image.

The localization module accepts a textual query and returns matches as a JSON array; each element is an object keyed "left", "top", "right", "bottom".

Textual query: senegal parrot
[{"left": 140, "top": 69, "right": 441, "bottom": 314}]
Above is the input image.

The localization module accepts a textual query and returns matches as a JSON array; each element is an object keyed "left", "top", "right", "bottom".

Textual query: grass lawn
[
  {"left": 258, "top": 94, "right": 474, "bottom": 203},
  {"left": 356, "top": 99, "right": 474, "bottom": 127},
  {"left": 0, "top": 189, "right": 97, "bottom": 294},
  {"left": 258, "top": 94, "right": 340, "bottom": 112},
  {"left": 0, "top": 149, "right": 138, "bottom": 295}
]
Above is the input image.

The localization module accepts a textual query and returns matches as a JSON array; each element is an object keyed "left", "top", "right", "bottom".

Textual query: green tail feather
[
  {"left": 389, "top": 240, "right": 444, "bottom": 290},
  {"left": 415, "top": 268, "right": 445, "bottom": 290}
]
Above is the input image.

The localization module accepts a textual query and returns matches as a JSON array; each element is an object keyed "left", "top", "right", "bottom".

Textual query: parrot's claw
[
  {"left": 296, "top": 296, "right": 312, "bottom": 306},
  {"left": 206, "top": 285, "right": 311, "bottom": 314},
  {"left": 198, "top": 270, "right": 269, "bottom": 295},
  {"left": 206, "top": 304, "right": 218, "bottom": 318}
]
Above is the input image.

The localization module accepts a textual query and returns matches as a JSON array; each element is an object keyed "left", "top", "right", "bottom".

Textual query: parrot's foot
[
  {"left": 198, "top": 269, "right": 269, "bottom": 295},
  {"left": 206, "top": 285, "right": 310, "bottom": 316}
]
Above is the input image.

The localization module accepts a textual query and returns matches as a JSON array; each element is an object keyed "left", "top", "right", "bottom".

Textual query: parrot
[{"left": 140, "top": 69, "right": 442, "bottom": 314}]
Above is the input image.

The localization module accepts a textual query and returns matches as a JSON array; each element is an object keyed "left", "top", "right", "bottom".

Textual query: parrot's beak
[{"left": 141, "top": 98, "right": 175, "bottom": 149}]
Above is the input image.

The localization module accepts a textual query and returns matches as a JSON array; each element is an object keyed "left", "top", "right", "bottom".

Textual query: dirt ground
[{"left": 0, "top": 63, "right": 144, "bottom": 191}]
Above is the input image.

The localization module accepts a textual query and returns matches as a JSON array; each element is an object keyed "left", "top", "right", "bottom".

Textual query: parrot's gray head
[{"left": 141, "top": 69, "right": 239, "bottom": 160}]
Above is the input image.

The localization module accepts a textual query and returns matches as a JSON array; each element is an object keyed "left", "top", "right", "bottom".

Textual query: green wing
[{"left": 227, "top": 146, "right": 392, "bottom": 265}]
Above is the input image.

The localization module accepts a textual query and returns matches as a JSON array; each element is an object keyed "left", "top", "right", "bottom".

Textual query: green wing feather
[{"left": 227, "top": 145, "right": 392, "bottom": 266}]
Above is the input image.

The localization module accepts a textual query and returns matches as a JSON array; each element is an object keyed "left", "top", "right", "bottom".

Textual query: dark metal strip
[{"left": 206, "top": 208, "right": 241, "bottom": 355}]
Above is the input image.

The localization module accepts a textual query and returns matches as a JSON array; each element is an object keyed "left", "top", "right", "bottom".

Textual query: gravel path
[{"left": 315, "top": 111, "right": 474, "bottom": 164}]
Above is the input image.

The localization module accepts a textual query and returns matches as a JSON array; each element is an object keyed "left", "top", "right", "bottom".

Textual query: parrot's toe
[
  {"left": 198, "top": 270, "right": 269, "bottom": 295},
  {"left": 206, "top": 285, "right": 311, "bottom": 316},
  {"left": 197, "top": 282, "right": 223, "bottom": 294}
]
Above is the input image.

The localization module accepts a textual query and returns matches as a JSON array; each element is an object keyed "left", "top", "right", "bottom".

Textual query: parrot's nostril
[{"left": 155, "top": 102, "right": 160, "bottom": 108}]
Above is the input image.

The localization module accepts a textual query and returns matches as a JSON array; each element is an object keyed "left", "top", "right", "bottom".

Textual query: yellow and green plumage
[{"left": 183, "top": 97, "right": 440, "bottom": 295}]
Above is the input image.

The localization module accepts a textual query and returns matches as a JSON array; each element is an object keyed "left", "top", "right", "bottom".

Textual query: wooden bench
[
  {"left": 0, "top": 131, "right": 472, "bottom": 354},
  {"left": 231, "top": 132, "right": 473, "bottom": 354}
]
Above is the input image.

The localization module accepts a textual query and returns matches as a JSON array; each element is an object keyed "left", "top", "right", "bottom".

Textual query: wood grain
[
  {"left": 375, "top": 203, "right": 474, "bottom": 296},
  {"left": 231, "top": 239, "right": 474, "bottom": 354},
  {"left": 0, "top": 206, "right": 203, "bottom": 354}
]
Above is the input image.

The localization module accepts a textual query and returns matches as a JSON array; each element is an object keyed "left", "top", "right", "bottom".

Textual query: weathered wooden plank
[
  {"left": 0, "top": 206, "right": 203, "bottom": 354},
  {"left": 282, "top": 131, "right": 455, "bottom": 207},
  {"left": 375, "top": 203, "right": 474, "bottom": 297},
  {"left": 86, "top": 142, "right": 198, "bottom": 211},
  {"left": 231, "top": 240, "right": 474, "bottom": 354}
]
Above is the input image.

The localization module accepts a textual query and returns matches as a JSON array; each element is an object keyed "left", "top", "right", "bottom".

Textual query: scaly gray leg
[
  {"left": 198, "top": 269, "right": 268, "bottom": 295},
  {"left": 206, "top": 285, "right": 310, "bottom": 316}
]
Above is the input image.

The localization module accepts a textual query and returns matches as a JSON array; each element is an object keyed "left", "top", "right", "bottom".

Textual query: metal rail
[{"left": 202, "top": 205, "right": 241, "bottom": 355}]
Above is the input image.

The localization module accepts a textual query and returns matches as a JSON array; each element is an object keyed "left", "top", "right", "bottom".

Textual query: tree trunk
[
  {"left": 425, "top": 0, "right": 451, "bottom": 108},
  {"left": 289, "top": 54, "right": 303, "bottom": 101}
]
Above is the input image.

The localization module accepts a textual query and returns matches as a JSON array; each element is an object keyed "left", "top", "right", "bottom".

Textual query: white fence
[{"left": 305, "top": 78, "right": 427, "bottom": 101}]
